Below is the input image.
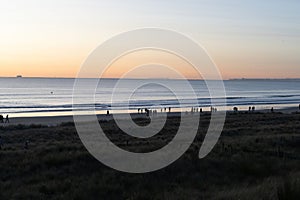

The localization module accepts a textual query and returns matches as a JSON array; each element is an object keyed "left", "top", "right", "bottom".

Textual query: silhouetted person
[
  {"left": 271, "top": 107, "right": 274, "bottom": 113},
  {"left": 106, "top": 110, "right": 109, "bottom": 116},
  {"left": 168, "top": 107, "right": 171, "bottom": 113},
  {"left": 200, "top": 108, "right": 203, "bottom": 113},
  {"left": 252, "top": 106, "right": 255, "bottom": 112},
  {"left": 145, "top": 108, "right": 150, "bottom": 117},
  {"left": 5, "top": 115, "right": 9, "bottom": 123},
  {"left": 249, "top": 107, "right": 251, "bottom": 112},
  {"left": 233, "top": 107, "right": 238, "bottom": 112},
  {"left": 0, "top": 115, "right": 3, "bottom": 123}
]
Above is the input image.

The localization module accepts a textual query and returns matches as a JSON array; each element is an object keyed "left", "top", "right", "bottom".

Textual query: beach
[
  {"left": 1, "top": 78, "right": 300, "bottom": 119},
  {"left": 1, "top": 106, "right": 299, "bottom": 126},
  {"left": 0, "top": 77, "right": 299, "bottom": 199},
  {"left": 0, "top": 110, "right": 299, "bottom": 199},
  {"left": 2, "top": 1, "right": 300, "bottom": 199}
]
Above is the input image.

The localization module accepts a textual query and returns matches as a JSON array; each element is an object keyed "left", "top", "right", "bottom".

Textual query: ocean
[{"left": 0, "top": 77, "right": 299, "bottom": 117}]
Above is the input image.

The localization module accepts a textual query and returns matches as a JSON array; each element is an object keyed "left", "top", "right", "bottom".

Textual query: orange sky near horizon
[
  {"left": 2, "top": 47, "right": 299, "bottom": 80},
  {"left": 102, "top": 50, "right": 201, "bottom": 79},
  {"left": 1, "top": 39, "right": 299, "bottom": 79},
  {"left": 0, "top": 1, "right": 299, "bottom": 79}
]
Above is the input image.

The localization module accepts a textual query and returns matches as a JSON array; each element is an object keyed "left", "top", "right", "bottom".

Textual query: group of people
[
  {"left": 0, "top": 114, "right": 9, "bottom": 123},
  {"left": 138, "top": 107, "right": 172, "bottom": 115},
  {"left": 190, "top": 107, "right": 204, "bottom": 113},
  {"left": 248, "top": 106, "right": 256, "bottom": 112},
  {"left": 210, "top": 107, "right": 217, "bottom": 112},
  {"left": 106, "top": 104, "right": 300, "bottom": 117},
  {"left": 137, "top": 106, "right": 207, "bottom": 116},
  {"left": 142, "top": 108, "right": 159, "bottom": 117}
]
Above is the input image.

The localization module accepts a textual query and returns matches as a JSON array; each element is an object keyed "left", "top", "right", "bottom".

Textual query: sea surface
[{"left": 0, "top": 77, "right": 299, "bottom": 117}]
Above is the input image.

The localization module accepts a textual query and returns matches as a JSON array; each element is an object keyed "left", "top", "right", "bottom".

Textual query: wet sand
[{"left": 2, "top": 106, "right": 299, "bottom": 126}]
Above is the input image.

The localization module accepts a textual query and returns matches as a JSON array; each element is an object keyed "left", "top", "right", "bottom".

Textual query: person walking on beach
[
  {"left": 145, "top": 108, "right": 150, "bottom": 117},
  {"left": 252, "top": 106, "right": 255, "bottom": 112},
  {"left": 0, "top": 115, "right": 3, "bottom": 123},
  {"left": 5, "top": 115, "right": 9, "bottom": 123},
  {"left": 168, "top": 107, "right": 171, "bottom": 113},
  {"left": 233, "top": 107, "right": 238, "bottom": 112}
]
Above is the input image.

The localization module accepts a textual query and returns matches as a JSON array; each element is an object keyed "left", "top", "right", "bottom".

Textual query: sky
[{"left": 0, "top": 0, "right": 299, "bottom": 79}]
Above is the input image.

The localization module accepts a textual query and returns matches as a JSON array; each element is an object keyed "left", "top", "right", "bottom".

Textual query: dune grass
[{"left": 0, "top": 112, "right": 299, "bottom": 199}]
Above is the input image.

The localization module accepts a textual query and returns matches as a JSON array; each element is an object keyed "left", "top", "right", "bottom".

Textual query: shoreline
[{"left": 1, "top": 106, "right": 299, "bottom": 126}]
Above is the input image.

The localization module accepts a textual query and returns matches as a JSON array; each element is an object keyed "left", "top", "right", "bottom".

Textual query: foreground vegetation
[{"left": 0, "top": 112, "right": 299, "bottom": 199}]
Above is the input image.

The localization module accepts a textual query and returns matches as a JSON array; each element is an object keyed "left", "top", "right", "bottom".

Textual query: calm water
[{"left": 0, "top": 77, "right": 299, "bottom": 117}]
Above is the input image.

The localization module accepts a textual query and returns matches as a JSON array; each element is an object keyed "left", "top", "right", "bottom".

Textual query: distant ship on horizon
[{"left": 16, "top": 75, "right": 22, "bottom": 78}]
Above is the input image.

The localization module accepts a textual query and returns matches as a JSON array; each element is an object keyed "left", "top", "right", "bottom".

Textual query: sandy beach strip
[
  {"left": 1, "top": 112, "right": 182, "bottom": 126},
  {"left": 1, "top": 106, "right": 299, "bottom": 126}
]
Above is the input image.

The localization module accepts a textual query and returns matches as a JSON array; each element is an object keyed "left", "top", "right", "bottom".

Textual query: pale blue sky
[{"left": 0, "top": 0, "right": 299, "bottom": 78}]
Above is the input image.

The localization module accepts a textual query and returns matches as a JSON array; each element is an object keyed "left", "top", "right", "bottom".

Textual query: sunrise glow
[{"left": 0, "top": 0, "right": 299, "bottom": 79}]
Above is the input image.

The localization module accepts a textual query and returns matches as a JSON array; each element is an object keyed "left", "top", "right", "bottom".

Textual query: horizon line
[{"left": 1, "top": 76, "right": 300, "bottom": 81}]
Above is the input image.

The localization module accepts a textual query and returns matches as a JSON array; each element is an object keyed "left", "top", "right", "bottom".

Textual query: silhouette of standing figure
[
  {"left": 252, "top": 106, "right": 255, "bottom": 112},
  {"left": 5, "top": 115, "right": 9, "bottom": 123},
  {"left": 145, "top": 108, "right": 150, "bottom": 117},
  {"left": 168, "top": 107, "right": 171, "bottom": 113},
  {"left": 0, "top": 115, "right": 3, "bottom": 123}
]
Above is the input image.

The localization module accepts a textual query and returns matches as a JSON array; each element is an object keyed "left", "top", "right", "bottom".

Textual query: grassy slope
[{"left": 0, "top": 112, "right": 299, "bottom": 200}]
